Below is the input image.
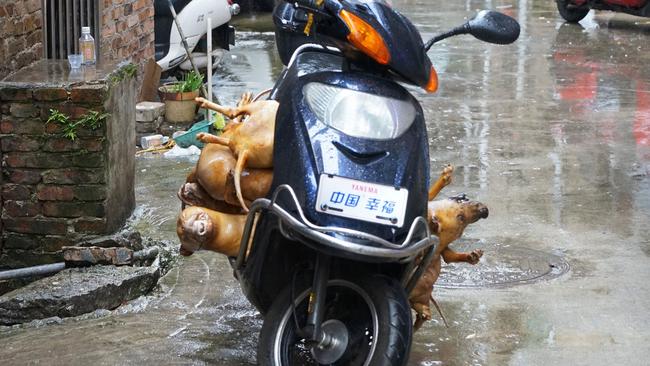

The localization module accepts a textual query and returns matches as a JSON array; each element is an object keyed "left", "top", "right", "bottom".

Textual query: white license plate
[{"left": 315, "top": 175, "right": 409, "bottom": 227}]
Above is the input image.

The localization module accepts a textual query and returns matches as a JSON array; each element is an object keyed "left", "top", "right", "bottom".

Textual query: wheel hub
[{"left": 310, "top": 319, "right": 349, "bottom": 364}]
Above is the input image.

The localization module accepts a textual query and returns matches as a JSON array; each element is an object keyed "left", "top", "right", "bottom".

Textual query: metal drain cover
[{"left": 436, "top": 240, "right": 570, "bottom": 288}]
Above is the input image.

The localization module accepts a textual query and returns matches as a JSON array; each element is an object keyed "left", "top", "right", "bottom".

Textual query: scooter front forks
[{"left": 304, "top": 254, "right": 331, "bottom": 341}]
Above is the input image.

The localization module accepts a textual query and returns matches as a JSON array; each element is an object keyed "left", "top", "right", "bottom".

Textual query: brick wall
[
  {"left": 100, "top": 0, "right": 155, "bottom": 69},
  {"left": 0, "top": 0, "right": 43, "bottom": 80},
  {"left": 0, "top": 61, "right": 136, "bottom": 269}
]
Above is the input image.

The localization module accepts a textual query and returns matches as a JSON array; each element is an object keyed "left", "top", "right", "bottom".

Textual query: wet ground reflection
[{"left": 2, "top": 1, "right": 650, "bottom": 365}]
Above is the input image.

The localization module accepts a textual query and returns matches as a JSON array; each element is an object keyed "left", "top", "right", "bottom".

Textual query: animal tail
[
  {"left": 234, "top": 150, "right": 250, "bottom": 212},
  {"left": 430, "top": 294, "right": 449, "bottom": 328}
]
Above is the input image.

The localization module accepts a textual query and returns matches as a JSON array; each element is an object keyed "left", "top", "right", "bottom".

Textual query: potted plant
[{"left": 159, "top": 70, "right": 204, "bottom": 123}]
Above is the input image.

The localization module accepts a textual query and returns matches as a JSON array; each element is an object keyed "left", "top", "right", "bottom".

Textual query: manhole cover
[{"left": 436, "top": 240, "right": 570, "bottom": 288}]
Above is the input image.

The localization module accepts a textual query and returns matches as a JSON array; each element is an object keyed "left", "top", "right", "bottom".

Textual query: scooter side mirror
[
  {"left": 424, "top": 10, "right": 519, "bottom": 51},
  {"left": 466, "top": 10, "right": 520, "bottom": 45}
]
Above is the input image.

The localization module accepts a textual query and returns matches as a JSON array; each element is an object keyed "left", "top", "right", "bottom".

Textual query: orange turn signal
[
  {"left": 339, "top": 10, "right": 391, "bottom": 65},
  {"left": 425, "top": 66, "right": 438, "bottom": 93}
]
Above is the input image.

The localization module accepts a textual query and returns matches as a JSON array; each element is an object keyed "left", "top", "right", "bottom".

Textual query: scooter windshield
[{"left": 337, "top": 0, "right": 435, "bottom": 90}]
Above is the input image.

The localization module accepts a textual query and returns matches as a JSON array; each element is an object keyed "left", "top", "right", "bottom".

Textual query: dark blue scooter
[{"left": 230, "top": 1, "right": 519, "bottom": 364}]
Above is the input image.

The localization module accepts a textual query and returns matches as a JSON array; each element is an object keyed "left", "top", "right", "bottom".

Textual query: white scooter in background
[{"left": 155, "top": 0, "right": 240, "bottom": 74}]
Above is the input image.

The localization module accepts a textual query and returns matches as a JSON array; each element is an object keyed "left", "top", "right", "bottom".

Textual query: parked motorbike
[
  {"left": 154, "top": 0, "right": 240, "bottom": 73},
  {"left": 230, "top": 1, "right": 519, "bottom": 364},
  {"left": 556, "top": 0, "right": 650, "bottom": 22}
]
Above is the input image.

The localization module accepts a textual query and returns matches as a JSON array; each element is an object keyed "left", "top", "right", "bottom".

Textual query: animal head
[
  {"left": 427, "top": 194, "right": 489, "bottom": 245},
  {"left": 176, "top": 207, "right": 214, "bottom": 256}
]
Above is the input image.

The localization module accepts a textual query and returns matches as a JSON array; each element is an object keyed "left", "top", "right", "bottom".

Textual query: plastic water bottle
[{"left": 79, "top": 26, "right": 96, "bottom": 65}]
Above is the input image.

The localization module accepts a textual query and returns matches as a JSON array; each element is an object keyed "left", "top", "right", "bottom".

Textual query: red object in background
[
  {"left": 558, "top": 0, "right": 650, "bottom": 22},
  {"left": 571, "top": 0, "right": 647, "bottom": 7},
  {"left": 605, "top": 0, "right": 647, "bottom": 7},
  {"left": 634, "top": 82, "right": 650, "bottom": 147}
]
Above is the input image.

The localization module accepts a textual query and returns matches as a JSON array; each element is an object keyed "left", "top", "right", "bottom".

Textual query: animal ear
[
  {"left": 456, "top": 213, "right": 466, "bottom": 224},
  {"left": 428, "top": 216, "right": 441, "bottom": 235}
]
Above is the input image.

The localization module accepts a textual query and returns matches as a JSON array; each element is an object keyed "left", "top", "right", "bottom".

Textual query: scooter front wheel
[{"left": 257, "top": 274, "right": 412, "bottom": 366}]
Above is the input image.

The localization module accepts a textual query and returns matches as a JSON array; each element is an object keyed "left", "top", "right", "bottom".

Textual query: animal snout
[{"left": 479, "top": 206, "right": 489, "bottom": 219}]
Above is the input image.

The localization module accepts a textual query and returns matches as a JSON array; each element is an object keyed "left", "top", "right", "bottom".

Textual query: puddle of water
[{"left": 436, "top": 239, "right": 570, "bottom": 289}]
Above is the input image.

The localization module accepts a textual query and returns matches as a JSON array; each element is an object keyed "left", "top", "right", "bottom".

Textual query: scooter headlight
[{"left": 304, "top": 83, "right": 416, "bottom": 140}]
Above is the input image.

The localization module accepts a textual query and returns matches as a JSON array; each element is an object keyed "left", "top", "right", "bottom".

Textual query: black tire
[
  {"left": 257, "top": 275, "right": 412, "bottom": 366},
  {"left": 556, "top": 0, "right": 590, "bottom": 22}
]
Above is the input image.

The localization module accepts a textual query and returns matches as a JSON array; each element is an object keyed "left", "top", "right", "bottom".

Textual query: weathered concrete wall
[
  {"left": 100, "top": 0, "right": 155, "bottom": 70},
  {"left": 0, "top": 61, "right": 136, "bottom": 269},
  {"left": 0, "top": 0, "right": 43, "bottom": 80}
]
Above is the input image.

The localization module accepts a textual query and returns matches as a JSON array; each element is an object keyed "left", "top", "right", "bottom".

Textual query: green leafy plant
[
  {"left": 108, "top": 63, "right": 138, "bottom": 85},
  {"left": 47, "top": 109, "right": 110, "bottom": 141},
  {"left": 173, "top": 70, "right": 203, "bottom": 93}
]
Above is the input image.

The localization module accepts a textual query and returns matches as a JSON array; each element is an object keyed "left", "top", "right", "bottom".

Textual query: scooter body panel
[
  {"left": 155, "top": 0, "right": 232, "bottom": 71},
  {"left": 271, "top": 51, "right": 430, "bottom": 238},
  {"left": 236, "top": 49, "right": 430, "bottom": 313}
]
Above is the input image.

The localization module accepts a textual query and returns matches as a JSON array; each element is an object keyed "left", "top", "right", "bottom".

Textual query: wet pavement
[{"left": 2, "top": 1, "right": 650, "bottom": 365}]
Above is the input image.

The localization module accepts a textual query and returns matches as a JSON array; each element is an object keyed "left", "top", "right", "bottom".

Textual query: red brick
[
  {"left": 133, "top": 0, "right": 147, "bottom": 11},
  {"left": 4, "top": 152, "right": 70, "bottom": 169},
  {"left": 138, "top": 11, "right": 148, "bottom": 23},
  {"left": 2, "top": 184, "right": 34, "bottom": 200},
  {"left": 41, "top": 235, "right": 78, "bottom": 252},
  {"left": 41, "top": 168, "right": 105, "bottom": 184},
  {"left": 26, "top": 29, "right": 43, "bottom": 45},
  {"left": 41, "top": 137, "right": 75, "bottom": 152},
  {"left": 10, "top": 103, "right": 39, "bottom": 118},
  {"left": 2, "top": 217, "right": 68, "bottom": 235},
  {"left": 42, "top": 201, "right": 105, "bottom": 218},
  {"left": 6, "top": 34, "right": 25, "bottom": 54},
  {"left": 0, "top": 120, "right": 14, "bottom": 133},
  {"left": 102, "top": 23, "right": 115, "bottom": 37},
  {"left": 72, "top": 217, "right": 108, "bottom": 234},
  {"left": 6, "top": 169, "right": 42, "bottom": 184},
  {"left": 49, "top": 103, "right": 90, "bottom": 119},
  {"left": 74, "top": 126, "right": 105, "bottom": 138},
  {"left": 44, "top": 121, "right": 62, "bottom": 134},
  {"left": 70, "top": 84, "right": 107, "bottom": 104},
  {"left": 24, "top": 13, "right": 38, "bottom": 33},
  {"left": 116, "top": 20, "right": 128, "bottom": 33},
  {"left": 4, "top": 200, "right": 41, "bottom": 217},
  {"left": 81, "top": 138, "right": 104, "bottom": 152},
  {"left": 12, "top": 119, "right": 45, "bottom": 135},
  {"left": 41, "top": 137, "right": 104, "bottom": 153},
  {"left": 1, "top": 233, "right": 41, "bottom": 250},
  {"left": 0, "top": 87, "right": 32, "bottom": 101},
  {"left": 36, "top": 185, "right": 74, "bottom": 201},
  {"left": 33, "top": 87, "right": 69, "bottom": 102},
  {"left": 26, "top": 0, "right": 40, "bottom": 13},
  {"left": 1, "top": 136, "right": 41, "bottom": 152},
  {"left": 72, "top": 185, "right": 107, "bottom": 201}
]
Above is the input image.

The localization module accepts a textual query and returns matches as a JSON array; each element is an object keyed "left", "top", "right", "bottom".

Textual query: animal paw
[
  {"left": 195, "top": 97, "right": 209, "bottom": 108},
  {"left": 412, "top": 305, "right": 432, "bottom": 331},
  {"left": 238, "top": 92, "right": 253, "bottom": 107},
  {"left": 441, "top": 164, "right": 454, "bottom": 187},
  {"left": 467, "top": 249, "right": 484, "bottom": 264},
  {"left": 196, "top": 132, "right": 209, "bottom": 142}
]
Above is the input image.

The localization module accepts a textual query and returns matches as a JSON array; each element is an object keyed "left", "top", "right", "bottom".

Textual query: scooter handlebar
[
  {"left": 286, "top": 0, "right": 336, "bottom": 13},
  {"left": 289, "top": 0, "right": 324, "bottom": 9}
]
